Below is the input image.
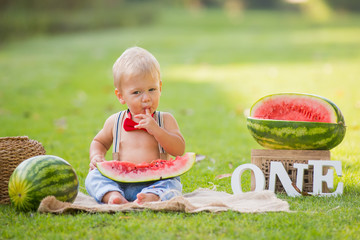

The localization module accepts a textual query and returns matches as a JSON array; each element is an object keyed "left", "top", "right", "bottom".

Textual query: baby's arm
[
  {"left": 89, "top": 114, "right": 115, "bottom": 170},
  {"left": 155, "top": 112, "right": 185, "bottom": 156},
  {"left": 135, "top": 110, "right": 185, "bottom": 157}
]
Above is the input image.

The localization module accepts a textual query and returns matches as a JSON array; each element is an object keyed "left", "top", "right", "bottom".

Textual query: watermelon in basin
[
  {"left": 97, "top": 152, "right": 195, "bottom": 183},
  {"left": 247, "top": 93, "right": 346, "bottom": 150}
]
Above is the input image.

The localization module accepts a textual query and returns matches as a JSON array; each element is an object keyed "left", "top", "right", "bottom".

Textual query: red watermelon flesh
[
  {"left": 250, "top": 93, "right": 340, "bottom": 123},
  {"left": 97, "top": 152, "right": 195, "bottom": 183}
]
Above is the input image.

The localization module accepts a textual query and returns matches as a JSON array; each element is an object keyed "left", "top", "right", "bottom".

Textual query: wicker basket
[
  {"left": 0, "top": 136, "right": 46, "bottom": 204},
  {"left": 250, "top": 149, "right": 331, "bottom": 194}
]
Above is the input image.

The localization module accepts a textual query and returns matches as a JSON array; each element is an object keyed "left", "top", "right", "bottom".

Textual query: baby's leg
[
  {"left": 135, "top": 177, "right": 182, "bottom": 204},
  {"left": 85, "top": 169, "right": 127, "bottom": 204},
  {"left": 102, "top": 191, "right": 128, "bottom": 204}
]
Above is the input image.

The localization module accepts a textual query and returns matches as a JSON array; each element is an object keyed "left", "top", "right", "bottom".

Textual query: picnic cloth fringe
[{"left": 38, "top": 189, "right": 290, "bottom": 214}]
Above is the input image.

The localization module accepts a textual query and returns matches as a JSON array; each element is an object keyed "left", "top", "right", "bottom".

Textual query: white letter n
[{"left": 269, "top": 161, "right": 300, "bottom": 197}]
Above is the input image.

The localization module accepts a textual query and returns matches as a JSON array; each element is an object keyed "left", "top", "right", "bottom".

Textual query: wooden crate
[{"left": 251, "top": 149, "right": 331, "bottom": 193}]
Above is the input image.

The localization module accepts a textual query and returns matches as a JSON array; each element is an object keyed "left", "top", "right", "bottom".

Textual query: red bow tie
[{"left": 123, "top": 110, "right": 155, "bottom": 132}]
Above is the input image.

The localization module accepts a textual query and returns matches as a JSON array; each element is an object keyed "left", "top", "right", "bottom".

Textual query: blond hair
[{"left": 112, "top": 47, "right": 161, "bottom": 90}]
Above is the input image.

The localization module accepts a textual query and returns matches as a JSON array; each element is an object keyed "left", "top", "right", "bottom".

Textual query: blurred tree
[
  {"left": 224, "top": 0, "right": 244, "bottom": 18},
  {"left": 0, "top": 0, "right": 159, "bottom": 44},
  {"left": 0, "top": 0, "right": 10, "bottom": 10},
  {"left": 327, "top": 0, "right": 360, "bottom": 12},
  {"left": 243, "top": 0, "right": 279, "bottom": 9}
]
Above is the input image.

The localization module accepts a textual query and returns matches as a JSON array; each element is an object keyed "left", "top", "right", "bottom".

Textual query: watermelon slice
[
  {"left": 96, "top": 152, "right": 195, "bottom": 183},
  {"left": 247, "top": 93, "right": 346, "bottom": 150}
]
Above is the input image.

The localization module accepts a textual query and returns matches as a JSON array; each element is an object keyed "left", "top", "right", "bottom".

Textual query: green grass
[{"left": 1, "top": 7, "right": 360, "bottom": 239}]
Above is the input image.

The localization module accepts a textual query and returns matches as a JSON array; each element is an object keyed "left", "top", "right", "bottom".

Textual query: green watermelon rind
[
  {"left": 97, "top": 152, "right": 196, "bottom": 183},
  {"left": 250, "top": 93, "right": 345, "bottom": 124},
  {"left": 247, "top": 117, "right": 346, "bottom": 150},
  {"left": 8, "top": 155, "right": 79, "bottom": 212}
]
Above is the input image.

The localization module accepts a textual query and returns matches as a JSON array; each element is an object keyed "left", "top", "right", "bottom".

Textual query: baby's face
[{"left": 117, "top": 73, "right": 162, "bottom": 116}]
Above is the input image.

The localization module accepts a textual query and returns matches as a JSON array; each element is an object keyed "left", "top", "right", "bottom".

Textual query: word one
[{"left": 231, "top": 160, "right": 343, "bottom": 197}]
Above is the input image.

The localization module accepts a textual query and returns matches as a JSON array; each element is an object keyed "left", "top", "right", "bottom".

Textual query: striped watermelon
[
  {"left": 8, "top": 155, "right": 79, "bottom": 211},
  {"left": 97, "top": 152, "right": 195, "bottom": 183},
  {"left": 247, "top": 93, "right": 346, "bottom": 150}
]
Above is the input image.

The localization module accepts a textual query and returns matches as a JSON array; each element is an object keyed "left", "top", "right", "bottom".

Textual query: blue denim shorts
[{"left": 85, "top": 168, "right": 182, "bottom": 203}]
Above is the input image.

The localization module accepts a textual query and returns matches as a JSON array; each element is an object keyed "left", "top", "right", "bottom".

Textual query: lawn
[{"left": 1, "top": 7, "right": 360, "bottom": 239}]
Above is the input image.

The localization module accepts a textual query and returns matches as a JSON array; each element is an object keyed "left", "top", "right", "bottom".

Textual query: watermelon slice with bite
[
  {"left": 97, "top": 152, "right": 195, "bottom": 183},
  {"left": 247, "top": 93, "right": 346, "bottom": 150}
]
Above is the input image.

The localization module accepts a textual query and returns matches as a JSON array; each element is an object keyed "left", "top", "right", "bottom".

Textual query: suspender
[
  {"left": 112, "top": 110, "right": 167, "bottom": 160},
  {"left": 155, "top": 111, "right": 166, "bottom": 154},
  {"left": 113, "top": 111, "right": 125, "bottom": 153}
]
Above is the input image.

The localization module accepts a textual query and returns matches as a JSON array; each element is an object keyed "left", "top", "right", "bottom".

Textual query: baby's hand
[
  {"left": 89, "top": 155, "right": 105, "bottom": 171},
  {"left": 134, "top": 109, "right": 159, "bottom": 135}
]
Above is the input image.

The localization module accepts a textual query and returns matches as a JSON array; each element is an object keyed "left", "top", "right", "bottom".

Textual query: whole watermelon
[{"left": 8, "top": 155, "right": 79, "bottom": 211}]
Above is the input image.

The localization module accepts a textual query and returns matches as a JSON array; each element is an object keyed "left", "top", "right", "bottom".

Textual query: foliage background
[{"left": 1, "top": 0, "right": 360, "bottom": 44}]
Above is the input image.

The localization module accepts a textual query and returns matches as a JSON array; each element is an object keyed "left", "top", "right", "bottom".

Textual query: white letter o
[{"left": 231, "top": 163, "right": 265, "bottom": 194}]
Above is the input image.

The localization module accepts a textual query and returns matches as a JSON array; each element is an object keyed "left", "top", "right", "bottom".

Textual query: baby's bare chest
[
  {"left": 117, "top": 131, "right": 160, "bottom": 163},
  {"left": 121, "top": 131, "right": 157, "bottom": 147}
]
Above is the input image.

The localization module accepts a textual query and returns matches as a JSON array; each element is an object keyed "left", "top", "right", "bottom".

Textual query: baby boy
[{"left": 85, "top": 47, "right": 185, "bottom": 204}]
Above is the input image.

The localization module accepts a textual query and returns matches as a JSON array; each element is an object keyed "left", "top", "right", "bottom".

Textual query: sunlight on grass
[
  {"left": 164, "top": 61, "right": 360, "bottom": 111},
  {"left": 165, "top": 61, "right": 360, "bottom": 194}
]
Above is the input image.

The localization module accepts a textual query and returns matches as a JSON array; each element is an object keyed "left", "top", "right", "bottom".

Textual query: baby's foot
[
  {"left": 135, "top": 193, "right": 160, "bottom": 204},
  {"left": 103, "top": 191, "right": 128, "bottom": 205},
  {"left": 108, "top": 194, "right": 128, "bottom": 204}
]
